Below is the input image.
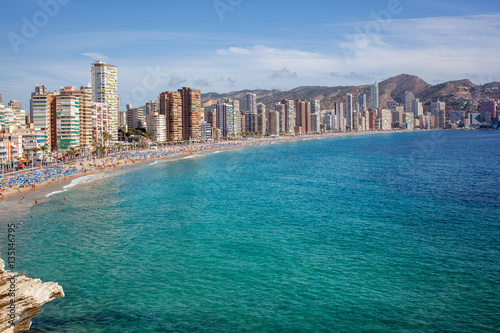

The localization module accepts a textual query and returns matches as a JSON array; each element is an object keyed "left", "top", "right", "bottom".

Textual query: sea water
[{"left": 1, "top": 130, "right": 499, "bottom": 332}]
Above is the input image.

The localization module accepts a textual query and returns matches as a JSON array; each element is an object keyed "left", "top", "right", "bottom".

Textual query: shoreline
[{"left": 0, "top": 130, "right": 423, "bottom": 205}]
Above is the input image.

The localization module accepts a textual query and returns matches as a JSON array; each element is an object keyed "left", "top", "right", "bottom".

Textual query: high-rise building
[
  {"left": 469, "top": 113, "right": 481, "bottom": 126},
  {"left": 159, "top": 91, "right": 183, "bottom": 141},
  {"left": 268, "top": 110, "right": 280, "bottom": 135},
  {"left": 392, "top": 110, "right": 403, "bottom": 124},
  {"left": 118, "top": 111, "right": 127, "bottom": 131},
  {"left": 178, "top": 87, "right": 202, "bottom": 140},
  {"left": 380, "top": 109, "right": 392, "bottom": 130},
  {"left": 335, "top": 102, "right": 344, "bottom": 132},
  {"left": 30, "top": 85, "right": 47, "bottom": 121},
  {"left": 32, "top": 92, "right": 58, "bottom": 149},
  {"left": 200, "top": 121, "right": 211, "bottom": 140},
  {"left": 431, "top": 101, "right": 446, "bottom": 128},
  {"left": 295, "top": 100, "right": 311, "bottom": 134},
  {"left": 387, "top": 100, "right": 398, "bottom": 111},
  {"left": 91, "top": 61, "right": 118, "bottom": 140},
  {"left": 323, "top": 112, "right": 334, "bottom": 131},
  {"left": 411, "top": 98, "right": 423, "bottom": 118},
  {"left": 257, "top": 103, "right": 267, "bottom": 135},
  {"left": 245, "top": 110, "right": 257, "bottom": 133},
  {"left": 450, "top": 111, "right": 465, "bottom": 124},
  {"left": 92, "top": 102, "right": 110, "bottom": 146},
  {"left": 8, "top": 100, "right": 23, "bottom": 110},
  {"left": 0, "top": 92, "right": 3, "bottom": 105},
  {"left": 146, "top": 112, "right": 166, "bottom": 142},
  {"left": 56, "top": 95, "right": 80, "bottom": 150},
  {"left": 246, "top": 93, "right": 257, "bottom": 113},
  {"left": 216, "top": 103, "right": 235, "bottom": 137},
  {"left": 369, "top": 110, "right": 376, "bottom": 130},
  {"left": 275, "top": 103, "right": 286, "bottom": 134},
  {"left": 404, "top": 91, "right": 415, "bottom": 114},
  {"left": 1, "top": 104, "right": 26, "bottom": 130},
  {"left": 403, "top": 112, "right": 414, "bottom": 129},
  {"left": 126, "top": 105, "right": 145, "bottom": 130},
  {"left": 370, "top": 83, "right": 379, "bottom": 110},
  {"left": 345, "top": 94, "right": 353, "bottom": 130},
  {"left": 280, "top": 100, "right": 295, "bottom": 134},
  {"left": 310, "top": 100, "right": 321, "bottom": 133},
  {"left": 480, "top": 100, "right": 497, "bottom": 122},
  {"left": 59, "top": 86, "right": 93, "bottom": 148},
  {"left": 357, "top": 94, "right": 367, "bottom": 113},
  {"left": 219, "top": 98, "right": 241, "bottom": 136},
  {"left": 146, "top": 100, "right": 160, "bottom": 116}
]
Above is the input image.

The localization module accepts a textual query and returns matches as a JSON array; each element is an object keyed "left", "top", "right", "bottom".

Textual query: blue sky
[{"left": 1, "top": 0, "right": 499, "bottom": 108}]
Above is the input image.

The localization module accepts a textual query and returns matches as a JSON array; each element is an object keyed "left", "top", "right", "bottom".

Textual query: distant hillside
[
  {"left": 201, "top": 74, "right": 500, "bottom": 113},
  {"left": 378, "top": 74, "right": 431, "bottom": 106}
]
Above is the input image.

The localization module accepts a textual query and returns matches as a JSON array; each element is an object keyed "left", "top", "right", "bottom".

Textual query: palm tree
[
  {"left": 67, "top": 147, "right": 76, "bottom": 161},
  {"left": 41, "top": 145, "right": 48, "bottom": 168},
  {"left": 32, "top": 147, "right": 40, "bottom": 169}
]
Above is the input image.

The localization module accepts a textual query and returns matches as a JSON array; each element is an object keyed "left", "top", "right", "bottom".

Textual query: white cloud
[
  {"left": 169, "top": 76, "right": 187, "bottom": 87},
  {"left": 2, "top": 14, "right": 500, "bottom": 107},
  {"left": 82, "top": 52, "right": 109, "bottom": 61},
  {"left": 270, "top": 68, "right": 298, "bottom": 79}
]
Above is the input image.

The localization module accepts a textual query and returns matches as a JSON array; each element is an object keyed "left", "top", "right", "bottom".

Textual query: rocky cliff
[{"left": 0, "top": 257, "right": 64, "bottom": 333}]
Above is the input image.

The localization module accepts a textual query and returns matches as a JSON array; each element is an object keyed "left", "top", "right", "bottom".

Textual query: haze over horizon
[{"left": 1, "top": 0, "right": 499, "bottom": 108}]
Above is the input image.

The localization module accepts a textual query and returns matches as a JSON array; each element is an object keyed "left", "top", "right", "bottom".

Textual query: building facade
[{"left": 91, "top": 61, "right": 118, "bottom": 140}]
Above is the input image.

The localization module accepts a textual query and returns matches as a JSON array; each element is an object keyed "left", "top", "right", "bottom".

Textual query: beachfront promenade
[
  {"left": 1, "top": 134, "right": 320, "bottom": 200},
  {"left": 0, "top": 130, "right": 390, "bottom": 201}
]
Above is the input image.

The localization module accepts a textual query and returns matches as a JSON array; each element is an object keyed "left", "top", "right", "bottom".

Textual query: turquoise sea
[{"left": 1, "top": 130, "right": 499, "bottom": 332}]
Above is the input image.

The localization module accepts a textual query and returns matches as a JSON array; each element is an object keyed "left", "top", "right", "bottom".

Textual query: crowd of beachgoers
[
  {"left": 0, "top": 136, "right": 299, "bottom": 199},
  {"left": 0, "top": 131, "right": 371, "bottom": 201}
]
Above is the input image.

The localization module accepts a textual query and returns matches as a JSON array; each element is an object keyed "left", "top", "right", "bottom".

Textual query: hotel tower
[{"left": 91, "top": 61, "right": 118, "bottom": 140}]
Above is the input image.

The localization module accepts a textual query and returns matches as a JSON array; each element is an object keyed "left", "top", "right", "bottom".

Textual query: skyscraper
[
  {"left": 159, "top": 91, "right": 183, "bottom": 141},
  {"left": 387, "top": 100, "right": 398, "bottom": 111},
  {"left": 295, "top": 100, "right": 311, "bottom": 134},
  {"left": 32, "top": 92, "right": 58, "bottom": 149},
  {"left": 404, "top": 91, "right": 415, "bottom": 114},
  {"left": 91, "top": 61, "right": 118, "bottom": 140},
  {"left": 257, "top": 103, "right": 267, "bottom": 135},
  {"left": 480, "top": 100, "right": 497, "bottom": 122},
  {"left": 178, "top": 87, "right": 202, "bottom": 140},
  {"left": 345, "top": 94, "right": 353, "bottom": 130},
  {"left": 219, "top": 98, "right": 241, "bottom": 136},
  {"left": 370, "top": 83, "right": 379, "bottom": 110},
  {"left": 335, "top": 102, "right": 344, "bottom": 132},
  {"left": 126, "top": 105, "right": 145, "bottom": 130},
  {"left": 145, "top": 100, "right": 160, "bottom": 116},
  {"left": 0, "top": 92, "right": 3, "bottom": 105},
  {"left": 310, "top": 100, "right": 321, "bottom": 133},
  {"left": 146, "top": 112, "right": 166, "bottom": 142},
  {"left": 92, "top": 102, "right": 110, "bottom": 146},
  {"left": 280, "top": 100, "right": 295, "bottom": 134},
  {"left": 411, "top": 98, "right": 423, "bottom": 118},
  {"left": 268, "top": 110, "right": 280, "bottom": 135},
  {"left": 357, "top": 94, "right": 367, "bottom": 113},
  {"left": 246, "top": 93, "right": 257, "bottom": 113},
  {"left": 59, "top": 86, "right": 93, "bottom": 148},
  {"left": 30, "top": 85, "right": 47, "bottom": 121},
  {"left": 380, "top": 109, "right": 392, "bottom": 130},
  {"left": 431, "top": 101, "right": 446, "bottom": 128},
  {"left": 55, "top": 94, "right": 80, "bottom": 150}
]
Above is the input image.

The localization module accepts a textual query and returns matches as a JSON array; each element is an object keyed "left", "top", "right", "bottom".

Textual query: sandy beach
[{"left": 0, "top": 131, "right": 394, "bottom": 204}]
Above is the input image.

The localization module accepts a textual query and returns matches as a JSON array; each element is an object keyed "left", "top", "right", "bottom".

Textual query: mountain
[
  {"left": 378, "top": 74, "right": 431, "bottom": 106},
  {"left": 201, "top": 74, "right": 500, "bottom": 113}
]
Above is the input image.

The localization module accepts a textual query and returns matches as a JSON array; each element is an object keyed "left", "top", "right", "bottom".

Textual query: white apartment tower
[
  {"left": 91, "top": 61, "right": 118, "bottom": 140},
  {"left": 370, "top": 83, "right": 379, "bottom": 110}
]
